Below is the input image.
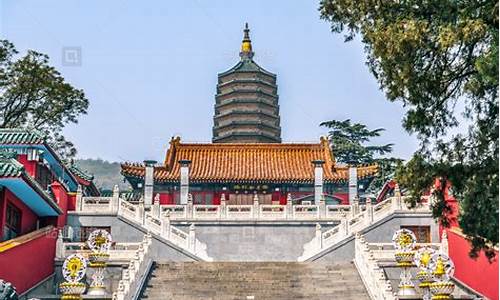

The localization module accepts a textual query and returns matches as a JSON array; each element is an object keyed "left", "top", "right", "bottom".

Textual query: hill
[{"left": 75, "top": 158, "right": 131, "bottom": 191}]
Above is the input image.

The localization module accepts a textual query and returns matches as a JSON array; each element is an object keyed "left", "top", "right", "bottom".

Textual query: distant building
[{"left": 213, "top": 23, "right": 281, "bottom": 143}]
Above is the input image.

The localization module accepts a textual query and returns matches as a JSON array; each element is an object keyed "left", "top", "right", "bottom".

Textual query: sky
[{"left": 1, "top": 0, "right": 419, "bottom": 162}]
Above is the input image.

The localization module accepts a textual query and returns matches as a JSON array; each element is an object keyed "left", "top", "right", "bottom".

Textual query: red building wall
[
  {"left": 0, "top": 189, "right": 38, "bottom": 237},
  {"left": 16, "top": 154, "right": 37, "bottom": 178},
  {"left": 447, "top": 229, "right": 499, "bottom": 300}
]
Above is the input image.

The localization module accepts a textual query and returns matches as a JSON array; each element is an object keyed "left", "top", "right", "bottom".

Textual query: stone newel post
[
  {"left": 76, "top": 185, "right": 83, "bottom": 211},
  {"left": 153, "top": 193, "right": 161, "bottom": 218},
  {"left": 188, "top": 223, "right": 196, "bottom": 252},
  {"left": 253, "top": 193, "right": 260, "bottom": 219},
  {"left": 286, "top": 193, "right": 293, "bottom": 219},
  {"left": 143, "top": 160, "right": 157, "bottom": 208},
  {"left": 179, "top": 159, "right": 191, "bottom": 205},
  {"left": 312, "top": 160, "right": 325, "bottom": 205},
  {"left": 111, "top": 184, "right": 120, "bottom": 212},
  {"left": 348, "top": 166, "right": 358, "bottom": 205},
  {"left": 220, "top": 193, "right": 227, "bottom": 218}
]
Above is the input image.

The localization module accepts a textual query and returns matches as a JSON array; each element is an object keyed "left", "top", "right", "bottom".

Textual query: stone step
[{"left": 139, "top": 262, "right": 369, "bottom": 299}]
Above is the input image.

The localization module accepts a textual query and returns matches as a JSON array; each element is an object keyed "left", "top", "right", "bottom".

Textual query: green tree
[
  {"left": 320, "top": 119, "right": 400, "bottom": 191},
  {"left": 0, "top": 40, "right": 89, "bottom": 158},
  {"left": 320, "top": 0, "right": 498, "bottom": 257}
]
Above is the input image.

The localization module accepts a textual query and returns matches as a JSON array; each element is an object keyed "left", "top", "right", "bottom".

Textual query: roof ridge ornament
[{"left": 240, "top": 22, "right": 254, "bottom": 60}]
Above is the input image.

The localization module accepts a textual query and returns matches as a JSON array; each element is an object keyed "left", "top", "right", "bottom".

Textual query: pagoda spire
[{"left": 239, "top": 22, "right": 254, "bottom": 60}]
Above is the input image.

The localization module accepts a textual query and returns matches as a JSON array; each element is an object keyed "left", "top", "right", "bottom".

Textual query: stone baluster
[
  {"left": 253, "top": 193, "right": 260, "bottom": 219},
  {"left": 341, "top": 213, "right": 349, "bottom": 236},
  {"left": 162, "top": 211, "right": 171, "bottom": 239},
  {"left": 220, "top": 193, "right": 227, "bottom": 219},
  {"left": 128, "top": 260, "right": 136, "bottom": 281},
  {"left": 111, "top": 184, "right": 120, "bottom": 212},
  {"left": 188, "top": 223, "right": 196, "bottom": 252},
  {"left": 319, "top": 194, "right": 326, "bottom": 219},
  {"left": 136, "top": 201, "right": 145, "bottom": 225},
  {"left": 55, "top": 229, "right": 65, "bottom": 258},
  {"left": 76, "top": 185, "right": 83, "bottom": 211},
  {"left": 364, "top": 198, "right": 373, "bottom": 225},
  {"left": 440, "top": 230, "right": 449, "bottom": 255},
  {"left": 351, "top": 195, "right": 360, "bottom": 217},
  {"left": 187, "top": 193, "right": 194, "bottom": 219},
  {"left": 286, "top": 193, "right": 293, "bottom": 219},
  {"left": 315, "top": 223, "right": 323, "bottom": 249},
  {"left": 393, "top": 183, "right": 402, "bottom": 210},
  {"left": 115, "top": 280, "right": 125, "bottom": 300},
  {"left": 153, "top": 194, "right": 161, "bottom": 218},
  {"left": 121, "top": 269, "right": 130, "bottom": 294}
]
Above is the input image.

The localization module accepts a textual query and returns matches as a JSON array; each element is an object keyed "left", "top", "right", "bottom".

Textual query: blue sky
[{"left": 1, "top": 0, "right": 418, "bottom": 162}]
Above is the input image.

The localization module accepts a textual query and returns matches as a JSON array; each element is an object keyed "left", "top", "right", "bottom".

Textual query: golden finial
[
  {"left": 240, "top": 22, "right": 254, "bottom": 59},
  {"left": 433, "top": 257, "right": 446, "bottom": 277},
  {"left": 420, "top": 250, "right": 431, "bottom": 267}
]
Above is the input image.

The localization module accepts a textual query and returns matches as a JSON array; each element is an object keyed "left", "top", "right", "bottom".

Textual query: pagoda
[
  {"left": 213, "top": 23, "right": 281, "bottom": 143},
  {"left": 121, "top": 24, "right": 378, "bottom": 205}
]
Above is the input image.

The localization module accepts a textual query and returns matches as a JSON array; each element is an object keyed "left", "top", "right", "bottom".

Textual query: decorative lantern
[
  {"left": 86, "top": 229, "right": 112, "bottom": 296},
  {"left": 59, "top": 254, "right": 87, "bottom": 299},
  {"left": 414, "top": 246, "right": 436, "bottom": 300},
  {"left": 392, "top": 229, "right": 417, "bottom": 296},
  {"left": 427, "top": 253, "right": 455, "bottom": 300}
]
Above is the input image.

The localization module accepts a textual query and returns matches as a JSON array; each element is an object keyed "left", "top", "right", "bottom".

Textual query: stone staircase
[{"left": 139, "top": 262, "right": 370, "bottom": 300}]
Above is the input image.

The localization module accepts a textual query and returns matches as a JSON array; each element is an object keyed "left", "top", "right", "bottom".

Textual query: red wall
[
  {"left": 16, "top": 154, "right": 37, "bottom": 178},
  {"left": 0, "top": 227, "right": 57, "bottom": 294},
  {"left": 0, "top": 189, "right": 38, "bottom": 236},
  {"left": 447, "top": 229, "right": 499, "bottom": 300},
  {"left": 50, "top": 182, "right": 68, "bottom": 228}
]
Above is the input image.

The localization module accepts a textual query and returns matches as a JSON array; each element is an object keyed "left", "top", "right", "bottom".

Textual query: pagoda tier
[{"left": 212, "top": 23, "right": 281, "bottom": 143}]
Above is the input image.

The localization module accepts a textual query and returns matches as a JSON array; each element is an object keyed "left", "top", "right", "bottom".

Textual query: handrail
[
  {"left": 0, "top": 226, "right": 55, "bottom": 253},
  {"left": 298, "top": 196, "right": 432, "bottom": 261}
]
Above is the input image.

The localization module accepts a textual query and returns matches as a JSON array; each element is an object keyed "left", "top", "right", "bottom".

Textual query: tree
[
  {"left": 320, "top": 0, "right": 498, "bottom": 257},
  {"left": 0, "top": 39, "right": 89, "bottom": 158},
  {"left": 320, "top": 119, "right": 400, "bottom": 191}
]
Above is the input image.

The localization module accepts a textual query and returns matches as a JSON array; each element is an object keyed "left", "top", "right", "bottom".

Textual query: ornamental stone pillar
[
  {"left": 253, "top": 193, "right": 260, "bottom": 219},
  {"left": 220, "top": 193, "right": 227, "bottom": 219},
  {"left": 76, "top": 185, "right": 83, "bottom": 211},
  {"left": 111, "top": 184, "right": 119, "bottom": 213},
  {"left": 348, "top": 166, "right": 358, "bottom": 205},
  {"left": 179, "top": 159, "right": 191, "bottom": 205},
  {"left": 312, "top": 160, "right": 325, "bottom": 205},
  {"left": 188, "top": 223, "right": 196, "bottom": 252},
  {"left": 143, "top": 160, "right": 156, "bottom": 208},
  {"left": 286, "top": 193, "right": 293, "bottom": 219}
]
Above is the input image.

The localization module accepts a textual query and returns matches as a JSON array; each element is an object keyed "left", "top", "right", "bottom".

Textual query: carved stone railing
[
  {"left": 354, "top": 233, "right": 397, "bottom": 300},
  {"left": 112, "top": 233, "right": 153, "bottom": 300},
  {"left": 117, "top": 199, "right": 212, "bottom": 261},
  {"left": 57, "top": 242, "right": 142, "bottom": 261},
  {"left": 298, "top": 196, "right": 431, "bottom": 261},
  {"left": 77, "top": 196, "right": 372, "bottom": 222}
]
